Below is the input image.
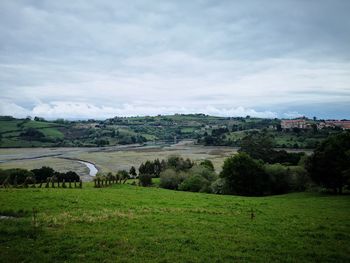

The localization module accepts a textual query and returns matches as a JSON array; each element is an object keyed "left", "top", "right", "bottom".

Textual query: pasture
[{"left": 0, "top": 184, "right": 349, "bottom": 262}]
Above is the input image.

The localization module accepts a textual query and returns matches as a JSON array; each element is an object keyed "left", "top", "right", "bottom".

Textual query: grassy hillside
[
  {"left": 0, "top": 184, "right": 349, "bottom": 262},
  {"left": 0, "top": 115, "right": 342, "bottom": 148}
]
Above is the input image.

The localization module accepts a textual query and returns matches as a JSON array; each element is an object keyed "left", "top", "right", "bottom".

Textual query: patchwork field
[{"left": 0, "top": 185, "right": 349, "bottom": 262}]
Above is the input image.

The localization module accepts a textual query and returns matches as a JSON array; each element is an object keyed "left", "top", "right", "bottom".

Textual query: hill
[
  {"left": 0, "top": 115, "right": 342, "bottom": 148},
  {"left": 0, "top": 184, "right": 349, "bottom": 262}
]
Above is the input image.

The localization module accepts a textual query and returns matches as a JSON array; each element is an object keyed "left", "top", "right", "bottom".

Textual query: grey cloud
[{"left": 0, "top": 0, "right": 349, "bottom": 119}]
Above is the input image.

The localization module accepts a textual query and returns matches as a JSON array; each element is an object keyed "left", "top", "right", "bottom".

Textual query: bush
[
  {"left": 210, "top": 178, "right": 227, "bottom": 194},
  {"left": 179, "top": 175, "right": 210, "bottom": 192},
  {"left": 288, "top": 166, "right": 311, "bottom": 191},
  {"left": 139, "top": 173, "right": 153, "bottom": 187},
  {"left": 166, "top": 155, "right": 193, "bottom": 172},
  {"left": 264, "top": 164, "right": 291, "bottom": 194},
  {"left": 159, "top": 169, "right": 187, "bottom": 190},
  {"left": 199, "top": 160, "right": 215, "bottom": 171},
  {"left": 220, "top": 153, "right": 269, "bottom": 196}
]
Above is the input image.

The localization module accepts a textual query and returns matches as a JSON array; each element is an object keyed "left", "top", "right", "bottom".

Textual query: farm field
[
  {"left": 0, "top": 142, "right": 236, "bottom": 178},
  {"left": 0, "top": 185, "right": 349, "bottom": 262}
]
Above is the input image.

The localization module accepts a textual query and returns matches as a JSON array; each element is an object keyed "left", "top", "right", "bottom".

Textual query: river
[{"left": 78, "top": 161, "right": 98, "bottom": 176}]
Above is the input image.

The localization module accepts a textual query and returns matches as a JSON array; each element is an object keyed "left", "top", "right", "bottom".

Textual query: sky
[{"left": 0, "top": 0, "right": 349, "bottom": 120}]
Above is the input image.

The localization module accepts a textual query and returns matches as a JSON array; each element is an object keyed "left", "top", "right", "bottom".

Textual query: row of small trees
[
  {"left": 93, "top": 170, "right": 129, "bottom": 188},
  {"left": 0, "top": 166, "right": 82, "bottom": 188}
]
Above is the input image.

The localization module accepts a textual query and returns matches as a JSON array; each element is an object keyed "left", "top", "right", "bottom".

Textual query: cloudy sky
[{"left": 0, "top": 0, "right": 349, "bottom": 119}]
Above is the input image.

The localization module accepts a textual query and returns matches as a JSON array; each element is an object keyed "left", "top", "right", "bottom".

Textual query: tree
[
  {"left": 129, "top": 166, "right": 137, "bottom": 177},
  {"left": 239, "top": 132, "right": 275, "bottom": 162},
  {"left": 306, "top": 132, "right": 350, "bottom": 193},
  {"left": 117, "top": 170, "right": 129, "bottom": 184},
  {"left": 220, "top": 153, "right": 268, "bottom": 196},
  {"left": 31, "top": 166, "right": 55, "bottom": 182}
]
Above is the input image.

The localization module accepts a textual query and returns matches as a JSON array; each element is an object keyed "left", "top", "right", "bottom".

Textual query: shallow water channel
[{"left": 78, "top": 161, "right": 98, "bottom": 176}]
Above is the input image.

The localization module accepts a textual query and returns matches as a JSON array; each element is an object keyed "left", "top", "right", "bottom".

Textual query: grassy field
[{"left": 0, "top": 185, "right": 349, "bottom": 262}]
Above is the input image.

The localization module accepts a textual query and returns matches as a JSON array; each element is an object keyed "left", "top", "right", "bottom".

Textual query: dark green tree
[
  {"left": 306, "top": 132, "right": 350, "bottom": 193},
  {"left": 239, "top": 132, "right": 274, "bottom": 162},
  {"left": 220, "top": 153, "right": 269, "bottom": 196},
  {"left": 129, "top": 166, "right": 137, "bottom": 177}
]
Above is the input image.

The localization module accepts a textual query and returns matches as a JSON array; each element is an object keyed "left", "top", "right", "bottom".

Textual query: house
[
  {"left": 281, "top": 119, "right": 306, "bottom": 130},
  {"left": 324, "top": 120, "right": 350, "bottom": 130}
]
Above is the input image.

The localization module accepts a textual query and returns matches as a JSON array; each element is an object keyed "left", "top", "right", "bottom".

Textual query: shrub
[
  {"left": 179, "top": 175, "right": 210, "bottom": 192},
  {"left": 166, "top": 155, "right": 193, "bottom": 172},
  {"left": 289, "top": 166, "right": 311, "bottom": 191},
  {"left": 189, "top": 165, "right": 217, "bottom": 182},
  {"left": 159, "top": 169, "right": 187, "bottom": 190},
  {"left": 139, "top": 173, "right": 153, "bottom": 187},
  {"left": 199, "top": 160, "right": 215, "bottom": 171},
  {"left": 210, "top": 178, "right": 226, "bottom": 194},
  {"left": 264, "top": 164, "right": 291, "bottom": 194}
]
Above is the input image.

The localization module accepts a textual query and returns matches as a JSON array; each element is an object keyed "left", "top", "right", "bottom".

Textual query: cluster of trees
[
  {"left": 138, "top": 156, "right": 194, "bottom": 186},
  {"left": 239, "top": 132, "right": 305, "bottom": 165},
  {"left": 219, "top": 153, "right": 309, "bottom": 196},
  {"left": 138, "top": 156, "right": 193, "bottom": 177},
  {"left": 0, "top": 166, "right": 80, "bottom": 187},
  {"left": 220, "top": 132, "right": 350, "bottom": 196},
  {"left": 137, "top": 132, "right": 349, "bottom": 196},
  {"left": 159, "top": 161, "right": 216, "bottom": 193}
]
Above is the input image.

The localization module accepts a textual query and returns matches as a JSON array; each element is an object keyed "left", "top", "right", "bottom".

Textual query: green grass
[{"left": 0, "top": 185, "right": 349, "bottom": 262}]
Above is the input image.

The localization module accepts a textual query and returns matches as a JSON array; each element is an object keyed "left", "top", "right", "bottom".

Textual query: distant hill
[{"left": 0, "top": 115, "right": 343, "bottom": 148}]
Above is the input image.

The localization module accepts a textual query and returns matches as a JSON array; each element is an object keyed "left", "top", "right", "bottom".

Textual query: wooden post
[
  {"left": 74, "top": 180, "right": 77, "bottom": 188},
  {"left": 69, "top": 180, "right": 72, "bottom": 188},
  {"left": 79, "top": 180, "right": 82, "bottom": 188}
]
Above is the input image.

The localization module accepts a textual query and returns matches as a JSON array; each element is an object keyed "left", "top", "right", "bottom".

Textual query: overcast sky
[{"left": 0, "top": 0, "right": 349, "bottom": 119}]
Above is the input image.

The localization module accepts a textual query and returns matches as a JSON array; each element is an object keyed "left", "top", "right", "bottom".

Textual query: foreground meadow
[{"left": 0, "top": 184, "right": 349, "bottom": 262}]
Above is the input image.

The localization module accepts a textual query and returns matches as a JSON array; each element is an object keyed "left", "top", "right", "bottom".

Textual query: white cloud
[{"left": 0, "top": 100, "right": 278, "bottom": 119}]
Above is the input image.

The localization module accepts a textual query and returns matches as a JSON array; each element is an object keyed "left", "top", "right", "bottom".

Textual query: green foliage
[
  {"left": 159, "top": 169, "right": 187, "bottom": 190},
  {"left": 178, "top": 175, "right": 210, "bottom": 192},
  {"left": 239, "top": 132, "right": 275, "bottom": 161},
  {"left": 0, "top": 168, "right": 35, "bottom": 185},
  {"left": 166, "top": 155, "right": 193, "bottom": 172},
  {"left": 264, "top": 164, "right": 292, "bottom": 194},
  {"left": 239, "top": 132, "right": 305, "bottom": 165},
  {"left": 306, "top": 132, "right": 350, "bottom": 193},
  {"left": 210, "top": 178, "right": 226, "bottom": 194},
  {"left": 129, "top": 166, "right": 137, "bottom": 177},
  {"left": 220, "top": 153, "right": 268, "bottom": 196},
  {"left": 31, "top": 166, "right": 55, "bottom": 182},
  {"left": 199, "top": 159, "right": 214, "bottom": 171},
  {"left": 138, "top": 173, "right": 153, "bottom": 187}
]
